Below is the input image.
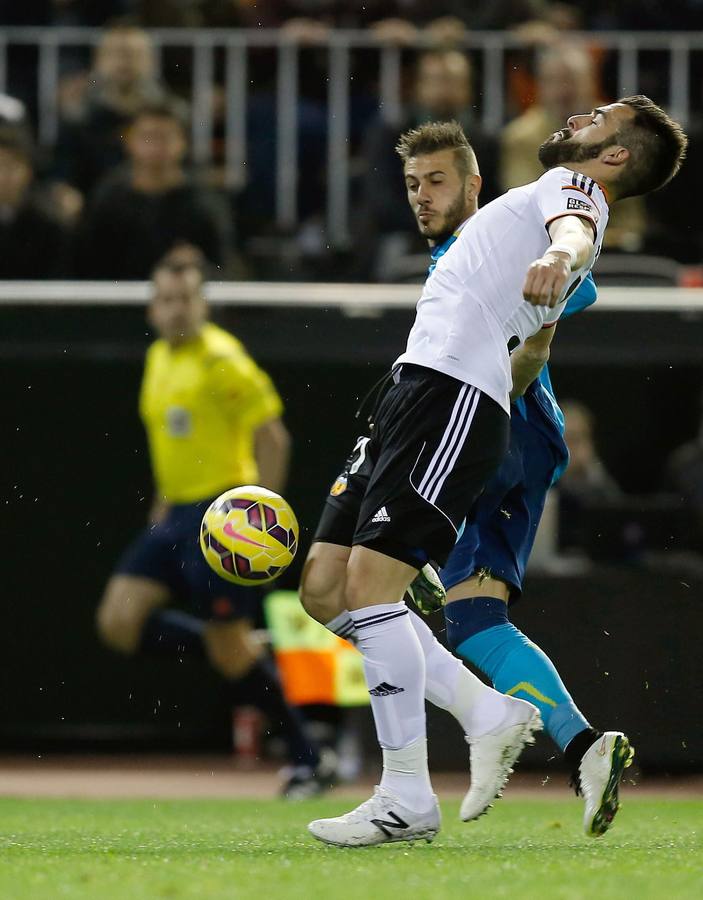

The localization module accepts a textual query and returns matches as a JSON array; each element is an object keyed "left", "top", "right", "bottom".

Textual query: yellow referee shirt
[{"left": 139, "top": 322, "right": 283, "bottom": 504}]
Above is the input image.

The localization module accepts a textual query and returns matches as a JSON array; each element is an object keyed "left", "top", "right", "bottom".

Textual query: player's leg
[
  {"left": 300, "top": 543, "right": 352, "bottom": 633},
  {"left": 202, "top": 615, "right": 330, "bottom": 796},
  {"left": 299, "top": 435, "right": 370, "bottom": 635},
  {"left": 445, "top": 573, "right": 632, "bottom": 834},
  {"left": 97, "top": 511, "right": 206, "bottom": 659},
  {"left": 303, "top": 423, "right": 540, "bottom": 827},
  {"left": 444, "top": 570, "right": 596, "bottom": 754},
  {"left": 181, "top": 502, "right": 326, "bottom": 798},
  {"left": 304, "top": 536, "right": 529, "bottom": 746},
  {"left": 308, "top": 369, "right": 539, "bottom": 847},
  {"left": 304, "top": 428, "right": 494, "bottom": 715},
  {"left": 442, "top": 438, "right": 632, "bottom": 834},
  {"left": 96, "top": 574, "right": 170, "bottom": 653}
]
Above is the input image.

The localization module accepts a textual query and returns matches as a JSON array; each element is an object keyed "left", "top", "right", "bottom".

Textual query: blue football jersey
[
  {"left": 513, "top": 271, "right": 597, "bottom": 481},
  {"left": 426, "top": 234, "right": 597, "bottom": 484}
]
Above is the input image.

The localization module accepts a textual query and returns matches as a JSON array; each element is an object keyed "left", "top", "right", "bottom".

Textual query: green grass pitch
[{"left": 0, "top": 796, "right": 701, "bottom": 899}]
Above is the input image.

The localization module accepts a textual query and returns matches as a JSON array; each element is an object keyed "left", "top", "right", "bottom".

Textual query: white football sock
[
  {"left": 349, "top": 602, "right": 433, "bottom": 812},
  {"left": 324, "top": 610, "right": 357, "bottom": 645},
  {"left": 408, "top": 609, "right": 510, "bottom": 738},
  {"left": 324, "top": 606, "right": 507, "bottom": 738},
  {"left": 382, "top": 738, "right": 431, "bottom": 811}
]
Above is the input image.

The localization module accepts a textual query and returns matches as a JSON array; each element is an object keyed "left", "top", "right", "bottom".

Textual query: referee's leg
[{"left": 96, "top": 574, "right": 171, "bottom": 654}]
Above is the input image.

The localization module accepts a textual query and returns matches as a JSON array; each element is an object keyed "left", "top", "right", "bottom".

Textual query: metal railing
[
  {"left": 1, "top": 27, "right": 700, "bottom": 246},
  {"left": 1, "top": 281, "right": 702, "bottom": 312}
]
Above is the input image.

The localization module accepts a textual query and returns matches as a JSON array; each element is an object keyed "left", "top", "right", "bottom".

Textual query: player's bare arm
[
  {"left": 523, "top": 215, "right": 594, "bottom": 308},
  {"left": 254, "top": 416, "right": 291, "bottom": 493},
  {"left": 509, "top": 325, "right": 558, "bottom": 400}
]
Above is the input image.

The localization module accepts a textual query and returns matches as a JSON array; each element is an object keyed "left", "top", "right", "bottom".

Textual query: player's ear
[
  {"left": 601, "top": 145, "right": 629, "bottom": 169},
  {"left": 466, "top": 173, "right": 482, "bottom": 202}
]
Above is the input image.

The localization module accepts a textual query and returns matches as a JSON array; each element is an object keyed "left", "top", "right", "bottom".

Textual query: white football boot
[
  {"left": 576, "top": 731, "right": 634, "bottom": 837},
  {"left": 308, "top": 786, "right": 441, "bottom": 847},
  {"left": 460, "top": 696, "right": 542, "bottom": 822}
]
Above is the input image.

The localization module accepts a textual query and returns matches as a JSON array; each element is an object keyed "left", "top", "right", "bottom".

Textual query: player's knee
[
  {"left": 96, "top": 578, "right": 163, "bottom": 655},
  {"left": 444, "top": 592, "right": 510, "bottom": 651},
  {"left": 204, "top": 621, "right": 261, "bottom": 679},
  {"left": 95, "top": 595, "right": 142, "bottom": 655},
  {"left": 343, "top": 547, "right": 400, "bottom": 610},
  {"left": 299, "top": 552, "right": 345, "bottom": 624}
]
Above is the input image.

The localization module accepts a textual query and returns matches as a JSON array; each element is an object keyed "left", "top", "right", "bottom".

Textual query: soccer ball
[{"left": 200, "top": 485, "right": 299, "bottom": 586}]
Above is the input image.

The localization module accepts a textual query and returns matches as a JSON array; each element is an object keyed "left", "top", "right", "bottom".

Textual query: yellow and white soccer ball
[{"left": 200, "top": 485, "right": 299, "bottom": 586}]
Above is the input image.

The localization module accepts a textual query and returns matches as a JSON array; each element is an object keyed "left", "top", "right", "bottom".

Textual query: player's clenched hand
[{"left": 522, "top": 252, "right": 571, "bottom": 307}]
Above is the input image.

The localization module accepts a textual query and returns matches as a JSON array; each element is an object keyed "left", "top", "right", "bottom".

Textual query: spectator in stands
[
  {"left": 355, "top": 48, "right": 498, "bottom": 280},
  {"left": 500, "top": 43, "right": 646, "bottom": 252},
  {"left": 0, "top": 2, "right": 132, "bottom": 119},
  {"left": 53, "top": 23, "right": 179, "bottom": 199},
  {"left": 0, "top": 91, "right": 34, "bottom": 157},
  {"left": 75, "top": 102, "right": 232, "bottom": 279},
  {"left": 560, "top": 400, "right": 623, "bottom": 505},
  {"left": 0, "top": 129, "right": 69, "bottom": 278},
  {"left": 558, "top": 400, "right": 623, "bottom": 550}
]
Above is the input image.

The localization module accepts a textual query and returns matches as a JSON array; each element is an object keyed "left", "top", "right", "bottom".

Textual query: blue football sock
[{"left": 445, "top": 596, "right": 591, "bottom": 752}]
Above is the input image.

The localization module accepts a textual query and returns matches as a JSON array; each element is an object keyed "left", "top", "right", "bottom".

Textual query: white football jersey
[{"left": 395, "top": 166, "right": 609, "bottom": 413}]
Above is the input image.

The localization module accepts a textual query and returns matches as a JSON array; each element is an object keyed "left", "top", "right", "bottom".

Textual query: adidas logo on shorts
[
  {"left": 369, "top": 682, "right": 405, "bottom": 696},
  {"left": 371, "top": 506, "right": 391, "bottom": 523}
]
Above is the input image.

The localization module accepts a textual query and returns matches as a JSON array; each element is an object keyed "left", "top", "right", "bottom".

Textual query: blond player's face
[
  {"left": 404, "top": 149, "right": 478, "bottom": 240},
  {"left": 149, "top": 271, "right": 206, "bottom": 345}
]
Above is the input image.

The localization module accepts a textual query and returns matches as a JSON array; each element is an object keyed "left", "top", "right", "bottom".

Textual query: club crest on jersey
[
  {"left": 166, "top": 406, "right": 192, "bottom": 436},
  {"left": 567, "top": 197, "right": 593, "bottom": 213},
  {"left": 330, "top": 474, "right": 348, "bottom": 496}
]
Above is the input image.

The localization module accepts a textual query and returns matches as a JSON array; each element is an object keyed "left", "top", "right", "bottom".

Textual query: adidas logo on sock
[
  {"left": 371, "top": 506, "right": 391, "bottom": 523},
  {"left": 369, "top": 682, "right": 404, "bottom": 696}
]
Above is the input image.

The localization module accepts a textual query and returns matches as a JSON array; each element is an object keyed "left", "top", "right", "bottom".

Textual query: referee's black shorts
[{"left": 314, "top": 364, "right": 509, "bottom": 569}]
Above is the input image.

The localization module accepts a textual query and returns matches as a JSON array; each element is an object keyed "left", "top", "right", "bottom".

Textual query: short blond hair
[{"left": 395, "top": 120, "right": 478, "bottom": 180}]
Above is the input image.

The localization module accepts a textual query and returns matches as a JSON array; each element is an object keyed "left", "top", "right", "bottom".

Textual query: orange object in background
[{"left": 264, "top": 591, "right": 369, "bottom": 708}]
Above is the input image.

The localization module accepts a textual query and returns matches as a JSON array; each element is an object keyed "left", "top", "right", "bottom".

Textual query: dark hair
[
  {"left": 395, "top": 120, "right": 478, "bottom": 180},
  {"left": 615, "top": 95, "right": 688, "bottom": 198},
  {"left": 129, "top": 99, "right": 188, "bottom": 133},
  {"left": 151, "top": 257, "right": 206, "bottom": 286}
]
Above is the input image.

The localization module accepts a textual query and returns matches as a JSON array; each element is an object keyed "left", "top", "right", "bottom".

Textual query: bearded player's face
[
  {"left": 404, "top": 149, "right": 473, "bottom": 241},
  {"left": 538, "top": 102, "right": 634, "bottom": 169}
]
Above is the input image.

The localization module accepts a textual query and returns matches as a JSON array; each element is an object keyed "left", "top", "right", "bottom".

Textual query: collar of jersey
[{"left": 430, "top": 216, "right": 472, "bottom": 261}]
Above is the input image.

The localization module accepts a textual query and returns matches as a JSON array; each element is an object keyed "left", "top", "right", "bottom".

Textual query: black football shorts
[{"left": 314, "top": 364, "right": 509, "bottom": 568}]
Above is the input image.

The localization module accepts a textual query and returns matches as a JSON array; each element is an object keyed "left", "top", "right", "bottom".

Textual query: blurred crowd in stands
[{"left": 0, "top": 1, "right": 702, "bottom": 280}]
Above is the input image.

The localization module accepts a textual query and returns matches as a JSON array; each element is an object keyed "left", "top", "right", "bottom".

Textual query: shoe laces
[{"left": 338, "top": 787, "right": 391, "bottom": 823}]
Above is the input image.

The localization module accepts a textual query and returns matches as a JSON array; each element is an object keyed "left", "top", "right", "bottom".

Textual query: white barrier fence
[{"left": 1, "top": 281, "right": 703, "bottom": 312}]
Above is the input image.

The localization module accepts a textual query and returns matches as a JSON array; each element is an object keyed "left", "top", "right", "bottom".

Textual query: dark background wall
[{"left": 2, "top": 300, "right": 702, "bottom": 769}]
